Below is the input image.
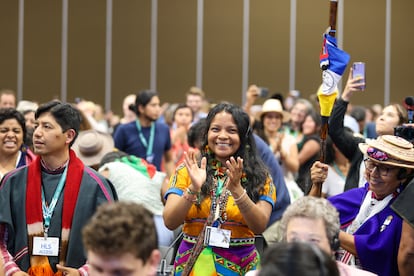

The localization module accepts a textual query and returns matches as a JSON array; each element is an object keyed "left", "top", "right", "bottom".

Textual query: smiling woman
[
  {"left": 309, "top": 135, "right": 414, "bottom": 276},
  {"left": 163, "top": 103, "right": 276, "bottom": 276},
  {"left": 0, "top": 108, "right": 35, "bottom": 180}
]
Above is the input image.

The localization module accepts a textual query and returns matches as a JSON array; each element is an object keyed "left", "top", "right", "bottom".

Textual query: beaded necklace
[
  {"left": 209, "top": 159, "right": 230, "bottom": 226},
  {"left": 208, "top": 158, "right": 248, "bottom": 226}
]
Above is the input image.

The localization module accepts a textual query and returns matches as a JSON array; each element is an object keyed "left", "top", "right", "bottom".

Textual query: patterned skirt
[{"left": 173, "top": 234, "right": 260, "bottom": 276}]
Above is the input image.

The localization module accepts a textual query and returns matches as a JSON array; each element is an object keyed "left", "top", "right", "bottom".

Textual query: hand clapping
[{"left": 183, "top": 150, "right": 206, "bottom": 191}]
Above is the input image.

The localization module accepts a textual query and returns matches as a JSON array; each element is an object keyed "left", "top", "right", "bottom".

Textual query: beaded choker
[
  {"left": 208, "top": 158, "right": 247, "bottom": 183},
  {"left": 209, "top": 159, "right": 227, "bottom": 178}
]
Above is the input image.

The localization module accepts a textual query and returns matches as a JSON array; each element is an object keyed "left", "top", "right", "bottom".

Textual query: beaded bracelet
[
  {"left": 182, "top": 192, "right": 198, "bottom": 203},
  {"left": 233, "top": 189, "right": 247, "bottom": 202},
  {"left": 186, "top": 187, "right": 200, "bottom": 196},
  {"left": 182, "top": 188, "right": 201, "bottom": 204}
]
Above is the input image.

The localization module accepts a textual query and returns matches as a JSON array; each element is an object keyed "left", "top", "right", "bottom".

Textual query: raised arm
[
  {"left": 328, "top": 69, "right": 366, "bottom": 161},
  {"left": 163, "top": 151, "right": 206, "bottom": 230}
]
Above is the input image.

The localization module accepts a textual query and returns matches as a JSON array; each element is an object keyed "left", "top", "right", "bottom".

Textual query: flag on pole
[
  {"left": 319, "top": 33, "right": 350, "bottom": 95},
  {"left": 318, "top": 33, "right": 350, "bottom": 117}
]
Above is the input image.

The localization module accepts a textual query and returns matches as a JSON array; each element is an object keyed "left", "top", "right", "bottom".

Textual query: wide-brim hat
[
  {"left": 72, "top": 130, "right": 115, "bottom": 167},
  {"left": 16, "top": 100, "right": 38, "bottom": 113},
  {"left": 260, "top": 99, "right": 290, "bottom": 123},
  {"left": 358, "top": 135, "right": 414, "bottom": 169}
]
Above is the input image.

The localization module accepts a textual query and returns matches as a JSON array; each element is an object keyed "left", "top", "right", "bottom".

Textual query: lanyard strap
[
  {"left": 41, "top": 165, "right": 68, "bottom": 236},
  {"left": 135, "top": 120, "right": 155, "bottom": 158}
]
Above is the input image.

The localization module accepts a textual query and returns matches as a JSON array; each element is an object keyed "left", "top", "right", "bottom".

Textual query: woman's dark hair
[
  {"left": 325, "top": 135, "right": 335, "bottom": 165},
  {"left": 130, "top": 90, "right": 158, "bottom": 116},
  {"left": 325, "top": 128, "right": 353, "bottom": 165},
  {"left": 187, "top": 118, "right": 206, "bottom": 148},
  {"left": 200, "top": 103, "right": 269, "bottom": 202},
  {"left": 0, "top": 108, "right": 27, "bottom": 145},
  {"left": 306, "top": 109, "right": 322, "bottom": 134},
  {"left": 259, "top": 242, "right": 339, "bottom": 276}
]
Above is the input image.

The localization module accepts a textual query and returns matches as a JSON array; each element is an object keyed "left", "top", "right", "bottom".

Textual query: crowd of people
[{"left": 0, "top": 65, "right": 413, "bottom": 276}]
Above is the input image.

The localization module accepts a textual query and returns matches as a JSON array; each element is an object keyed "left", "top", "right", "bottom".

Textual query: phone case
[{"left": 352, "top": 62, "right": 365, "bottom": 90}]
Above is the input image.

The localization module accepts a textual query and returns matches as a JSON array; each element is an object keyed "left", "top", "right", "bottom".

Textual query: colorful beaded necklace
[
  {"left": 209, "top": 159, "right": 230, "bottom": 226},
  {"left": 208, "top": 159, "right": 248, "bottom": 226}
]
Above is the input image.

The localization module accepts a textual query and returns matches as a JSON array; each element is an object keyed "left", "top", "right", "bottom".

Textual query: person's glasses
[{"left": 364, "top": 158, "right": 396, "bottom": 177}]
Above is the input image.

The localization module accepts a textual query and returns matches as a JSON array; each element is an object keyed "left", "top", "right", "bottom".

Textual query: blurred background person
[
  {"left": 113, "top": 90, "right": 174, "bottom": 178},
  {"left": 98, "top": 150, "right": 173, "bottom": 247},
  {"left": 186, "top": 86, "right": 207, "bottom": 122},
  {"left": 120, "top": 94, "right": 137, "bottom": 124},
  {"left": 0, "top": 89, "right": 16, "bottom": 109},
  {"left": 283, "top": 89, "right": 301, "bottom": 111},
  {"left": 284, "top": 98, "right": 313, "bottom": 144},
  {"left": 350, "top": 105, "right": 367, "bottom": 138},
  {"left": 16, "top": 100, "right": 38, "bottom": 152},
  {"left": 255, "top": 242, "right": 339, "bottom": 276},
  {"left": 320, "top": 134, "right": 351, "bottom": 198},
  {"left": 296, "top": 110, "right": 321, "bottom": 194},
  {"left": 76, "top": 99, "right": 109, "bottom": 133},
  {"left": 256, "top": 98, "right": 302, "bottom": 202},
  {"left": 170, "top": 104, "right": 193, "bottom": 167}
]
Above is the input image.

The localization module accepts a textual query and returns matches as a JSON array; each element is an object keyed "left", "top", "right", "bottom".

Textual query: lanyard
[
  {"left": 135, "top": 120, "right": 155, "bottom": 158},
  {"left": 41, "top": 165, "right": 68, "bottom": 237},
  {"left": 216, "top": 176, "right": 226, "bottom": 196}
]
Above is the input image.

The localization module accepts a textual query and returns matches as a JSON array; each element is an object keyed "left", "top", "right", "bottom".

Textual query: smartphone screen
[
  {"left": 352, "top": 62, "right": 365, "bottom": 90},
  {"left": 259, "top": 87, "right": 269, "bottom": 98}
]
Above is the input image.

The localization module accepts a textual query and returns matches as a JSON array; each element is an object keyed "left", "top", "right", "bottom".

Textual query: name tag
[
  {"left": 33, "top": 237, "right": 59, "bottom": 256},
  {"left": 204, "top": 226, "right": 231, "bottom": 248}
]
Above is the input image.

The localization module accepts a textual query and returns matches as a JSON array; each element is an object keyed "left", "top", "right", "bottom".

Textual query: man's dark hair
[{"left": 131, "top": 90, "right": 158, "bottom": 116}]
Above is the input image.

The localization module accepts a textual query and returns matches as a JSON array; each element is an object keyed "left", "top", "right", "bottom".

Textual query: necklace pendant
[{"left": 214, "top": 203, "right": 220, "bottom": 221}]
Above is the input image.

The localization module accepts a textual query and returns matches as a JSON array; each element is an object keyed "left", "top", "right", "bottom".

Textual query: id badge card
[
  {"left": 204, "top": 226, "right": 231, "bottom": 248},
  {"left": 32, "top": 237, "right": 59, "bottom": 256}
]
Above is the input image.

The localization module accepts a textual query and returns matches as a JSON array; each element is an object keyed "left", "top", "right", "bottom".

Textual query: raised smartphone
[
  {"left": 258, "top": 87, "right": 269, "bottom": 98},
  {"left": 352, "top": 62, "right": 366, "bottom": 90}
]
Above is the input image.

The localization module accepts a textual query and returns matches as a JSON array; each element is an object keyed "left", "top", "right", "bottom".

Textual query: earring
[{"left": 204, "top": 145, "right": 212, "bottom": 156}]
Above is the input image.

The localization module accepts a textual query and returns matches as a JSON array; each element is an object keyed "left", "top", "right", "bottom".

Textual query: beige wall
[{"left": 0, "top": 0, "right": 413, "bottom": 115}]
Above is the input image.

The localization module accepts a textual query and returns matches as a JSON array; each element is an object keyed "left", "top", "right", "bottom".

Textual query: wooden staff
[
  {"left": 313, "top": 0, "right": 340, "bottom": 197},
  {"left": 319, "top": 0, "right": 338, "bottom": 164},
  {"left": 328, "top": 0, "right": 338, "bottom": 37}
]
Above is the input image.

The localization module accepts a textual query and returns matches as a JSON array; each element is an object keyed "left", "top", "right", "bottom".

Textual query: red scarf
[{"left": 26, "top": 150, "right": 84, "bottom": 276}]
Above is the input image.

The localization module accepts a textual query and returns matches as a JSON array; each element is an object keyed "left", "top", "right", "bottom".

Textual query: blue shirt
[
  {"left": 113, "top": 120, "right": 171, "bottom": 171},
  {"left": 253, "top": 134, "right": 290, "bottom": 226}
]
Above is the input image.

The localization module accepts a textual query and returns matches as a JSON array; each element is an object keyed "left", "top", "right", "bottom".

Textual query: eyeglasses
[{"left": 364, "top": 159, "right": 397, "bottom": 177}]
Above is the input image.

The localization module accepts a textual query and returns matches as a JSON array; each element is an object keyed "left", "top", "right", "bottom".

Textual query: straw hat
[
  {"left": 358, "top": 135, "right": 414, "bottom": 169},
  {"left": 72, "top": 130, "right": 115, "bottom": 167},
  {"left": 16, "top": 100, "right": 38, "bottom": 113},
  {"left": 260, "top": 99, "right": 290, "bottom": 123}
]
